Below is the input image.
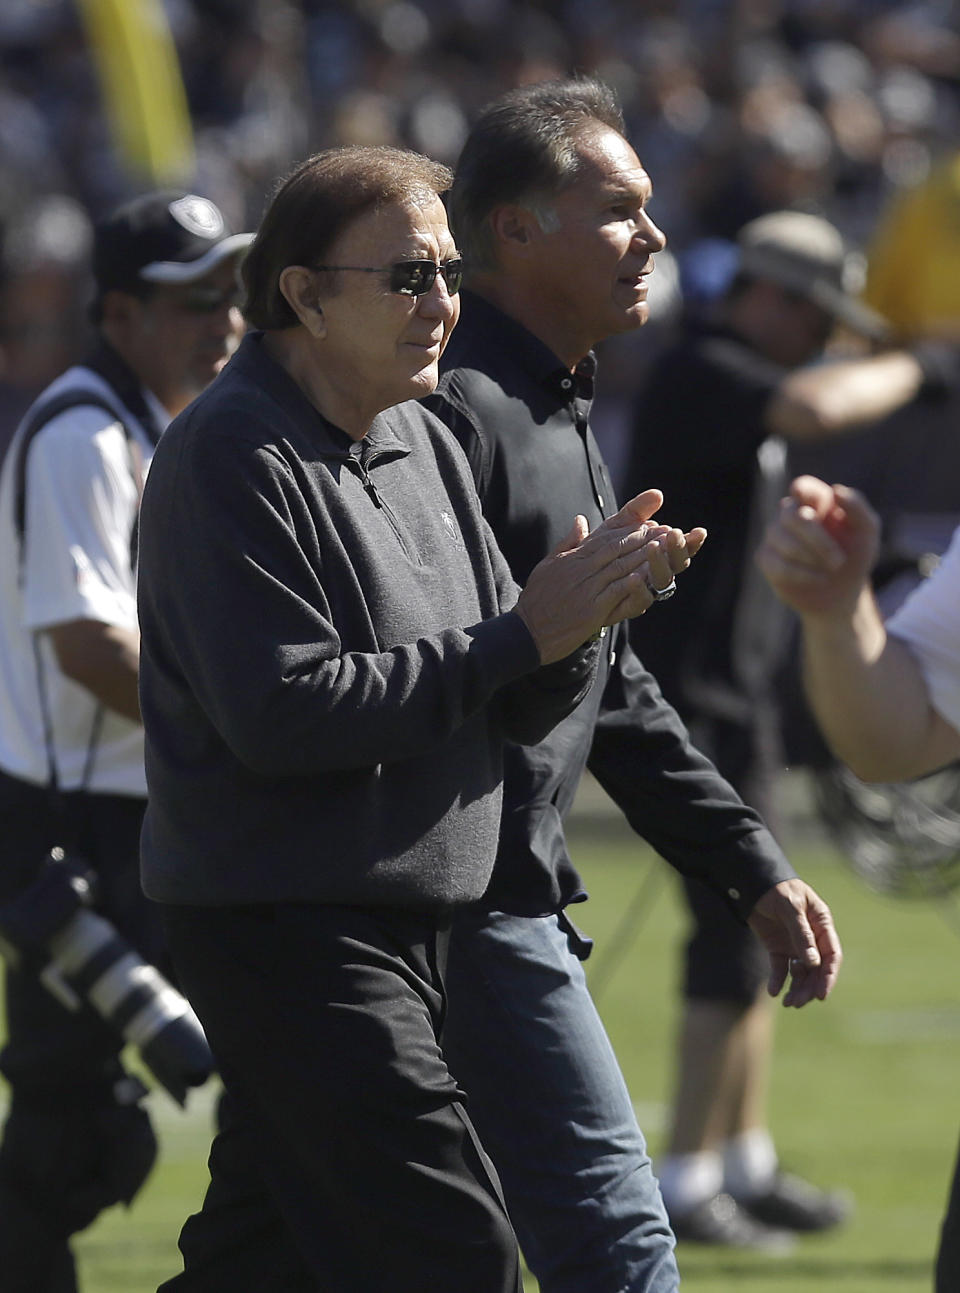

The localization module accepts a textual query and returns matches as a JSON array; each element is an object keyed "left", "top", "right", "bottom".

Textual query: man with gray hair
[{"left": 424, "top": 77, "right": 843, "bottom": 1291}]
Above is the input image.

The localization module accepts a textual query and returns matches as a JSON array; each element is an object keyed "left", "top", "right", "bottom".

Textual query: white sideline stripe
[{"left": 850, "top": 1007, "right": 960, "bottom": 1042}]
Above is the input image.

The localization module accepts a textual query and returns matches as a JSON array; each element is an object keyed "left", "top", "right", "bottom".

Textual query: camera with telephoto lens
[{"left": 0, "top": 846, "right": 214, "bottom": 1105}]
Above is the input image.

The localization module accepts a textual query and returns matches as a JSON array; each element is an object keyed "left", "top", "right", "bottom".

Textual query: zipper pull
[{"left": 349, "top": 455, "right": 383, "bottom": 508}]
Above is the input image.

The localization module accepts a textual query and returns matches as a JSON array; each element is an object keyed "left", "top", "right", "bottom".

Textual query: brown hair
[{"left": 242, "top": 146, "right": 453, "bottom": 330}]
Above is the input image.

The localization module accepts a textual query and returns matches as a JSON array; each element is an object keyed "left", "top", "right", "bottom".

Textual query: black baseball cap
[{"left": 92, "top": 190, "right": 254, "bottom": 295}]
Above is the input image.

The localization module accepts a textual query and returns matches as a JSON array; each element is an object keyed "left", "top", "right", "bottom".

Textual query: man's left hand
[
  {"left": 600, "top": 490, "right": 707, "bottom": 621},
  {"left": 748, "top": 878, "right": 842, "bottom": 1008}
]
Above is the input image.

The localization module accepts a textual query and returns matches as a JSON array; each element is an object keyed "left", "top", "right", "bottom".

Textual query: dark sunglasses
[{"left": 311, "top": 256, "right": 464, "bottom": 298}]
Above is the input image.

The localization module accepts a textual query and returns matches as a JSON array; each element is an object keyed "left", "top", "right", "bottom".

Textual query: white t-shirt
[
  {"left": 0, "top": 366, "right": 167, "bottom": 795},
  {"left": 887, "top": 525, "right": 960, "bottom": 735}
]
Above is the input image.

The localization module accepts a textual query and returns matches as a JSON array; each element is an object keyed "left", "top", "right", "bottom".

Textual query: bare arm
[
  {"left": 766, "top": 351, "right": 925, "bottom": 441},
  {"left": 801, "top": 588, "right": 960, "bottom": 781},
  {"left": 46, "top": 619, "right": 141, "bottom": 723},
  {"left": 757, "top": 475, "right": 960, "bottom": 781}
]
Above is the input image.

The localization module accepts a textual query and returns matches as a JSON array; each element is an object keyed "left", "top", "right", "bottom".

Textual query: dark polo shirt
[{"left": 425, "top": 291, "right": 795, "bottom": 922}]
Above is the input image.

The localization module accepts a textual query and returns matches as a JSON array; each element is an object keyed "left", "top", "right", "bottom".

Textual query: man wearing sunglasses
[
  {"left": 0, "top": 190, "right": 251, "bottom": 1292},
  {"left": 136, "top": 146, "right": 690, "bottom": 1292},
  {"left": 422, "top": 78, "right": 843, "bottom": 1292}
]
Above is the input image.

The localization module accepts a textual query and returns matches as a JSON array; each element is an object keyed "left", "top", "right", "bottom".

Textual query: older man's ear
[{"left": 277, "top": 266, "right": 326, "bottom": 335}]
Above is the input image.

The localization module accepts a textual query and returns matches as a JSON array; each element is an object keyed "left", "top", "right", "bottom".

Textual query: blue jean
[{"left": 442, "top": 908, "right": 679, "bottom": 1293}]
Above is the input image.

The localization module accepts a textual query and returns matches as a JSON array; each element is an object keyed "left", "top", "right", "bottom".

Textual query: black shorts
[{"left": 681, "top": 874, "right": 768, "bottom": 1004}]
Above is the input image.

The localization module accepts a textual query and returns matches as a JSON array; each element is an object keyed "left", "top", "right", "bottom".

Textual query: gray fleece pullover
[{"left": 138, "top": 333, "right": 597, "bottom": 910}]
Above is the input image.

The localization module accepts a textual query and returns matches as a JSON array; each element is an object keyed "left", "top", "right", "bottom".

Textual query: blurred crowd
[{"left": 2, "top": 0, "right": 960, "bottom": 450}]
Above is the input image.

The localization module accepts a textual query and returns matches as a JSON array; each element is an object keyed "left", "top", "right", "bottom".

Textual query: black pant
[
  {"left": 936, "top": 1128, "right": 960, "bottom": 1293},
  {"left": 0, "top": 770, "right": 159, "bottom": 1293},
  {"left": 160, "top": 901, "right": 522, "bottom": 1293}
]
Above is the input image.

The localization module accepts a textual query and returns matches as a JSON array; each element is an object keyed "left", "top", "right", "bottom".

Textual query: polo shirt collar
[{"left": 458, "top": 290, "right": 596, "bottom": 403}]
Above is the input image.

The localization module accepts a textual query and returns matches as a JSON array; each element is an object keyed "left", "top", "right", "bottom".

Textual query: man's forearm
[
  {"left": 801, "top": 588, "right": 939, "bottom": 782},
  {"left": 770, "top": 351, "right": 924, "bottom": 441}
]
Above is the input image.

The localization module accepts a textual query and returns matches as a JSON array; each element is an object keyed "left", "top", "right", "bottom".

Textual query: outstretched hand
[
  {"left": 757, "top": 475, "right": 879, "bottom": 619},
  {"left": 747, "top": 877, "right": 842, "bottom": 1008}
]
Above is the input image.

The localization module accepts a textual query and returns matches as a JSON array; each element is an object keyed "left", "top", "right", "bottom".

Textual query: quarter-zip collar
[{"left": 228, "top": 331, "right": 412, "bottom": 467}]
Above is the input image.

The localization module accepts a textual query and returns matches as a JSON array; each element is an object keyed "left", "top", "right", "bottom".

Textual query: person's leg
[
  {"left": 657, "top": 781, "right": 781, "bottom": 1248},
  {"left": 656, "top": 980, "right": 794, "bottom": 1252},
  {"left": 160, "top": 902, "right": 521, "bottom": 1293},
  {"left": 0, "top": 1078, "right": 157, "bottom": 1293},
  {"left": 935, "top": 1126, "right": 960, "bottom": 1292},
  {"left": 661, "top": 882, "right": 852, "bottom": 1244},
  {"left": 442, "top": 907, "right": 678, "bottom": 1293},
  {"left": 0, "top": 775, "right": 157, "bottom": 1293},
  {"left": 665, "top": 994, "right": 773, "bottom": 1157},
  {"left": 158, "top": 1091, "right": 320, "bottom": 1292},
  {"left": 658, "top": 700, "right": 851, "bottom": 1244}
]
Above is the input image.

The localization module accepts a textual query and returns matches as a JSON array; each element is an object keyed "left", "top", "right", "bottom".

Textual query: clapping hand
[{"left": 515, "top": 489, "right": 707, "bottom": 663}]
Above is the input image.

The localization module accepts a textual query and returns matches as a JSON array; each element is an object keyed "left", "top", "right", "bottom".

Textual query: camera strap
[{"left": 31, "top": 633, "right": 104, "bottom": 816}]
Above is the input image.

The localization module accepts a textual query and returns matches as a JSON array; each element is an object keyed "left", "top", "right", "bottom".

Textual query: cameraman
[{"left": 0, "top": 191, "right": 250, "bottom": 1292}]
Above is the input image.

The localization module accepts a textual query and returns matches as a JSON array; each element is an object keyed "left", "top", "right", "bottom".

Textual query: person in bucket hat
[{"left": 624, "top": 206, "right": 949, "bottom": 1248}]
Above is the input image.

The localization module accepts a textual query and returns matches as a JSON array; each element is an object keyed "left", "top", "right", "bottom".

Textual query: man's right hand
[
  {"left": 514, "top": 489, "right": 706, "bottom": 664},
  {"left": 747, "top": 877, "right": 842, "bottom": 1008},
  {"left": 757, "top": 475, "right": 880, "bottom": 620}
]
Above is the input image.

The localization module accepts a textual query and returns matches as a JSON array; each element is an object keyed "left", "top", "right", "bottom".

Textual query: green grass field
[{"left": 14, "top": 775, "right": 957, "bottom": 1291}]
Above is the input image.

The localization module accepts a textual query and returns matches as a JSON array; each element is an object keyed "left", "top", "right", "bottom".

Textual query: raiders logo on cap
[{"left": 169, "top": 196, "right": 225, "bottom": 241}]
